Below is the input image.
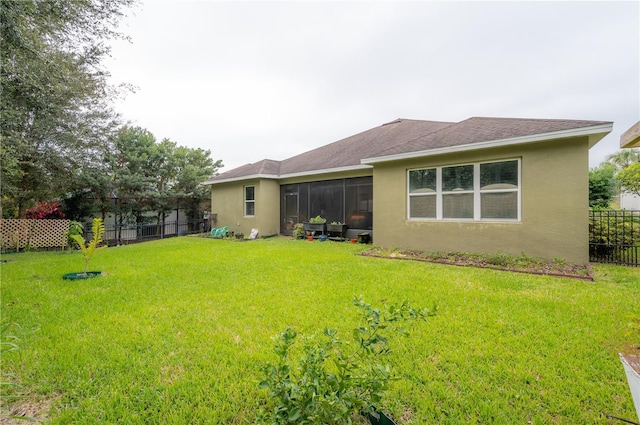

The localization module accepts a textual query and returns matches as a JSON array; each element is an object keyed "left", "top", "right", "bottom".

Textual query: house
[
  {"left": 620, "top": 121, "right": 640, "bottom": 149},
  {"left": 204, "top": 117, "right": 612, "bottom": 263},
  {"left": 619, "top": 121, "right": 640, "bottom": 210}
]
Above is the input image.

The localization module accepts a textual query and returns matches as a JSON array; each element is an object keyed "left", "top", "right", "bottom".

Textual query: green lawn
[{"left": 1, "top": 237, "right": 639, "bottom": 424}]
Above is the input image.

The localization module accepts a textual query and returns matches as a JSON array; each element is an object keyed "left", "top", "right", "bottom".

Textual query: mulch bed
[{"left": 360, "top": 248, "right": 594, "bottom": 281}]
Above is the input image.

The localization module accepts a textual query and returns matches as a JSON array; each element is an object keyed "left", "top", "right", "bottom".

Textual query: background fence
[
  {"left": 1, "top": 219, "right": 208, "bottom": 252},
  {"left": 589, "top": 210, "right": 639, "bottom": 266},
  {"left": 87, "top": 219, "right": 208, "bottom": 246},
  {"left": 1, "top": 219, "right": 70, "bottom": 251}
]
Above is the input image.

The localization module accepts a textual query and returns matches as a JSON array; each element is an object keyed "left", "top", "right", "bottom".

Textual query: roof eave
[
  {"left": 361, "top": 123, "right": 613, "bottom": 165},
  {"left": 620, "top": 121, "right": 640, "bottom": 148},
  {"left": 279, "top": 164, "right": 372, "bottom": 180},
  {"left": 203, "top": 173, "right": 280, "bottom": 185},
  {"left": 203, "top": 164, "right": 373, "bottom": 185}
]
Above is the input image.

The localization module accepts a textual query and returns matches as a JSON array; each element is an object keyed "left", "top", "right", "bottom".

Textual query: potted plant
[
  {"left": 292, "top": 223, "right": 305, "bottom": 239},
  {"left": 303, "top": 215, "right": 326, "bottom": 237},
  {"left": 327, "top": 221, "right": 348, "bottom": 239},
  {"left": 64, "top": 218, "right": 106, "bottom": 280}
]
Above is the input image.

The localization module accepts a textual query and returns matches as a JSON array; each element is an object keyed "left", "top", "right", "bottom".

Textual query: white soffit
[
  {"left": 204, "top": 164, "right": 372, "bottom": 185},
  {"left": 620, "top": 121, "right": 640, "bottom": 148}
]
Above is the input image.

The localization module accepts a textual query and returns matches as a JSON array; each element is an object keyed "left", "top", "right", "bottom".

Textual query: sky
[{"left": 105, "top": 1, "right": 640, "bottom": 172}]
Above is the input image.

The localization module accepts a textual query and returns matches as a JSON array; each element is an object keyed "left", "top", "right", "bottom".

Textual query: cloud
[{"left": 106, "top": 1, "right": 639, "bottom": 171}]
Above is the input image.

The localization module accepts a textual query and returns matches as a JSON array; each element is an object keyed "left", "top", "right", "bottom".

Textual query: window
[
  {"left": 408, "top": 159, "right": 520, "bottom": 221},
  {"left": 442, "top": 165, "right": 474, "bottom": 219},
  {"left": 408, "top": 168, "right": 436, "bottom": 218},
  {"left": 479, "top": 160, "right": 518, "bottom": 219},
  {"left": 244, "top": 186, "right": 255, "bottom": 216}
]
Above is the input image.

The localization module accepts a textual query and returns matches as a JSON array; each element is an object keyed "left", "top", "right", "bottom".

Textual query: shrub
[
  {"left": 589, "top": 164, "right": 617, "bottom": 208},
  {"left": 67, "top": 221, "right": 84, "bottom": 249},
  {"left": 25, "top": 201, "right": 65, "bottom": 219},
  {"left": 256, "top": 296, "right": 436, "bottom": 424},
  {"left": 292, "top": 223, "right": 305, "bottom": 239}
]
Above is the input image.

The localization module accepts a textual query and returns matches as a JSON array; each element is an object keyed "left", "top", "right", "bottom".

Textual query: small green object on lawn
[
  {"left": 367, "top": 409, "right": 397, "bottom": 425},
  {"left": 68, "top": 217, "right": 106, "bottom": 278},
  {"left": 62, "top": 271, "right": 102, "bottom": 280}
]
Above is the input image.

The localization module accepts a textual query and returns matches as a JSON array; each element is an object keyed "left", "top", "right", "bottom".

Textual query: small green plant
[
  {"left": 0, "top": 318, "right": 20, "bottom": 355},
  {"left": 256, "top": 296, "right": 436, "bottom": 424},
  {"left": 292, "top": 223, "right": 305, "bottom": 239},
  {"left": 485, "top": 252, "right": 513, "bottom": 268},
  {"left": 0, "top": 318, "right": 21, "bottom": 415},
  {"left": 70, "top": 218, "right": 106, "bottom": 275},
  {"left": 67, "top": 220, "right": 84, "bottom": 249},
  {"left": 309, "top": 215, "right": 326, "bottom": 224},
  {"left": 330, "top": 221, "right": 344, "bottom": 225}
]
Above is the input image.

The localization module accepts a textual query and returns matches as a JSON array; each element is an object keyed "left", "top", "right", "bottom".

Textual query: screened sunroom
[{"left": 280, "top": 176, "right": 372, "bottom": 237}]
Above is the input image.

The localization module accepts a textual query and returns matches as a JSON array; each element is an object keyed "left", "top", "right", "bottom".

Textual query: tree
[
  {"left": 606, "top": 149, "right": 640, "bottom": 170},
  {"left": 143, "top": 139, "right": 222, "bottom": 234},
  {"left": 616, "top": 162, "right": 640, "bottom": 197},
  {"left": 64, "top": 163, "right": 116, "bottom": 222},
  {"left": 173, "top": 146, "right": 222, "bottom": 220},
  {"left": 589, "top": 164, "right": 617, "bottom": 208},
  {"left": 0, "top": 0, "right": 134, "bottom": 217},
  {"left": 103, "top": 126, "right": 221, "bottom": 231},
  {"left": 606, "top": 148, "right": 640, "bottom": 205},
  {"left": 148, "top": 138, "right": 180, "bottom": 227},
  {"left": 106, "top": 126, "right": 158, "bottom": 228},
  {"left": 55, "top": 124, "right": 222, "bottom": 230}
]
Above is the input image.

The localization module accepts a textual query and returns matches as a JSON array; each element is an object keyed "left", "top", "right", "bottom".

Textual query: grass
[{"left": 1, "top": 236, "right": 639, "bottom": 424}]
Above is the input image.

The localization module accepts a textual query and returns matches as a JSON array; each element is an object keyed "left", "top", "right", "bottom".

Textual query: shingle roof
[
  {"left": 373, "top": 117, "right": 612, "bottom": 158},
  {"left": 279, "top": 119, "right": 453, "bottom": 175},
  {"left": 620, "top": 121, "right": 640, "bottom": 148},
  {"left": 206, "top": 117, "right": 612, "bottom": 183},
  {"left": 208, "top": 159, "right": 281, "bottom": 180}
]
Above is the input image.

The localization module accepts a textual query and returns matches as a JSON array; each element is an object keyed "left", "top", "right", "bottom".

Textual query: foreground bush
[{"left": 257, "top": 296, "right": 436, "bottom": 424}]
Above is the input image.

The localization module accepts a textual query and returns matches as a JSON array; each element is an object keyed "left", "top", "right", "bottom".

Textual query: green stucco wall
[
  {"left": 210, "top": 179, "right": 280, "bottom": 238},
  {"left": 210, "top": 170, "right": 373, "bottom": 239},
  {"left": 372, "top": 137, "right": 590, "bottom": 264}
]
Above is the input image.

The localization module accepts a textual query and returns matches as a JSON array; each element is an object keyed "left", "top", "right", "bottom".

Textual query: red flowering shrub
[{"left": 26, "top": 201, "right": 65, "bottom": 219}]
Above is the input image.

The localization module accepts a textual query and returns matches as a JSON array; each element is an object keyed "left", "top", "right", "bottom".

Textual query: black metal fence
[
  {"left": 86, "top": 219, "right": 209, "bottom": 246},
  {"left": 589, "top": 210, "right": 640, "bottom": 266}
]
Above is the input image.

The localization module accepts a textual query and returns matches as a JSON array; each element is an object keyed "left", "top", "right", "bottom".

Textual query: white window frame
[
  {"left": 407, "top": 168, "right": 438, "bottom": 219},
  {"left": 407, "top": 159, "right": 521, "bottom": 222},
  {"left": 244, "top": 185, "right": 255, "bottom": 217}
]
